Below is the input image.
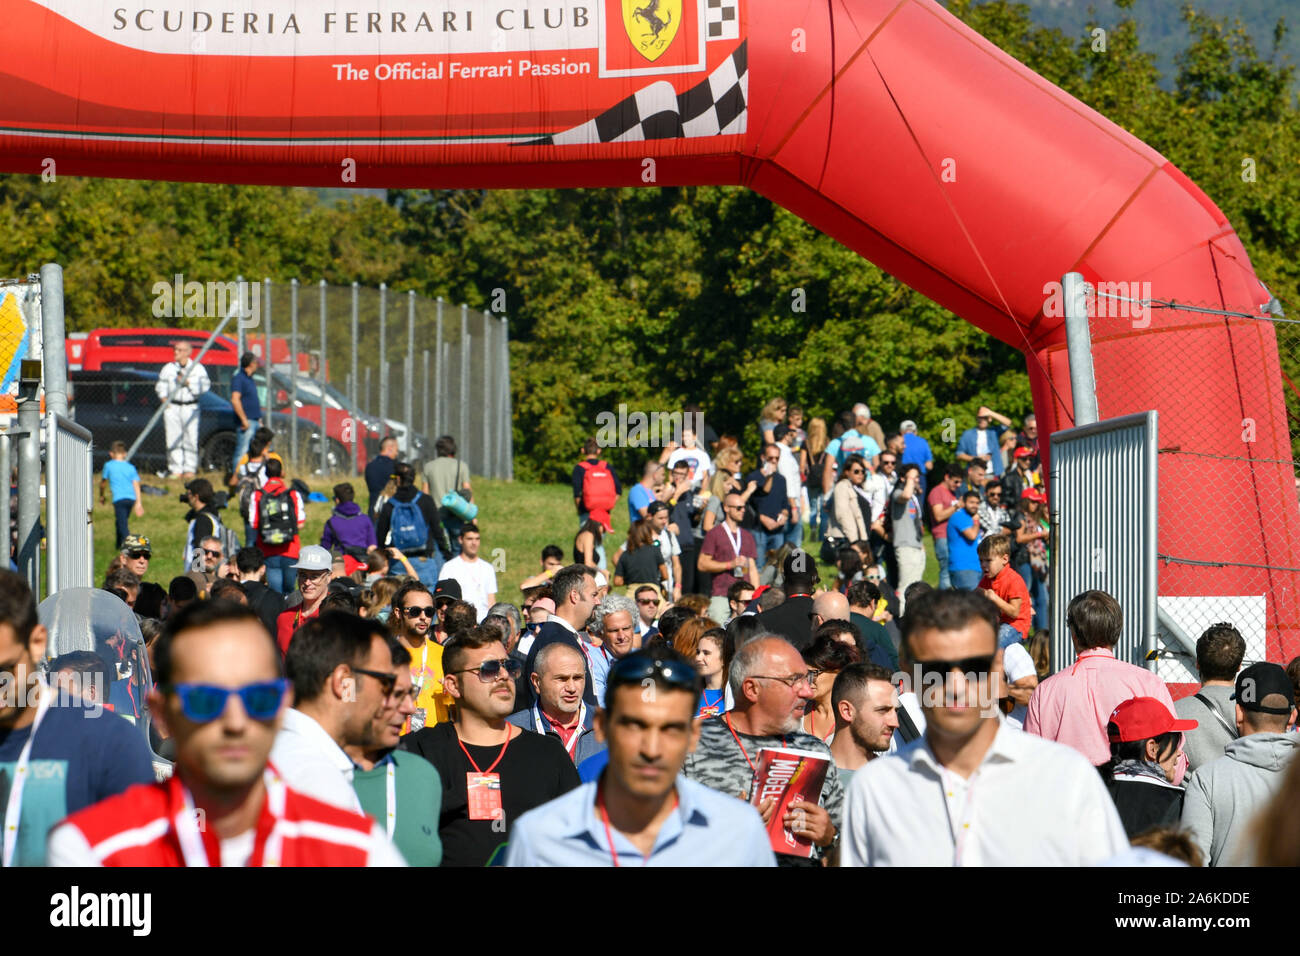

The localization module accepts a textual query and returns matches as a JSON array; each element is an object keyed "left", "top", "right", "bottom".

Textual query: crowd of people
[{"left": 4, "top": 398, "right": 1298, "bottom": 869}]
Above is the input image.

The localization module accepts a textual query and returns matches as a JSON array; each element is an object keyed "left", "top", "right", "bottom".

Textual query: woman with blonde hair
[
  {"left": 800, "top": 417, "right": 830, "bottom": 540},
  {"left": 365, "top": 575, "right": 402, "bottom": 622},
  {"left": 701, "top": 445, "right": 752, "bottom": 534},
  {"left": 758, "top": 397, "right": 788, "bottom": 445}
]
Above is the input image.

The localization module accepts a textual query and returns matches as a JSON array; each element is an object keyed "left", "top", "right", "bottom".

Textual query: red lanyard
[
  {"left": 596, "top": 780, "right": 678, "bottom": 867},
  {"left": 455, "top": 727, "right": 512, "bottom": 774},
  {"left": 723, "top": 713, "right": 784, "bottom": 775}
]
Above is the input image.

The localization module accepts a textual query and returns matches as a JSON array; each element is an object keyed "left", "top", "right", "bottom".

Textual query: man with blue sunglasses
[{"left": 48, "top": 601, "right": 405, "bottom": 866}]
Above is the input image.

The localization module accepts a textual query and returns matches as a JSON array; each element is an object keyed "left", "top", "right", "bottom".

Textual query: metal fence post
[
  {"left": 422, "top": 349, "right": 430, "bottom": 440},
  {"left": 16, "top": 369, "right": 41, "bottom": 594},
  {"left": 406, "top": 290, "right": 415, "bottom": 456},
  {"left": 319, "top": 280, "right": 328, "bottom": 476},
  {"left": 379, "top": 282, "right": 388, "bottom": 429},
  {"left": 460, "top": 303, "right": 469, "bottom": 469},
  {"left": 0, "top": 430, "right": 10, "bottom": 569},
  {"left": 501, "top": 316, "right": 513, "bottom": 480},
  {"left": 1063, "top": 271, "right": 1100, "bottom": 427},
  {"left": 434, "top": 298, "right": 444, "bottom": 439},
  {"left": 290, "top": 277, "right": 299, "bottom": 468},
  {"left": 351, "top": 281, "right": 360, "bottom": 476},
  {"left": 482, "top": 311, "right": 491, "bottom": 478},
  {"left": 365, "top": 367, "right": 372, "bottom": 416},
  {"left": 40, "top": 263, "right": 68, "bottom": 419},
  {"left": 263, "top": 278, "right": 273, "bottom": 416}
]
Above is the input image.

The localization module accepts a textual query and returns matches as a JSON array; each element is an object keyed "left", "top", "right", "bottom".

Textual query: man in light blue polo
[{"left": 505, "top": 647, "right": 775, "bottom": 867}]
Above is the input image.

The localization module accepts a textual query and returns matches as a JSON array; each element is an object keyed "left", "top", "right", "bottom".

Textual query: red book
[{"left": 749, "top": 747, "right": 831, "bottom": 858}]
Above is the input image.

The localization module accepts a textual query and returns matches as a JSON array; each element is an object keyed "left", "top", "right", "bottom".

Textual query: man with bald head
[
  {"left": 754, "top": 550, "right": 821, "bottom": 651},
  {"left": 684, "top": 635, "right": 843, "bottom": 866},
  {"left": 508, "top": 641, "right": 603, "bottom": 764}
]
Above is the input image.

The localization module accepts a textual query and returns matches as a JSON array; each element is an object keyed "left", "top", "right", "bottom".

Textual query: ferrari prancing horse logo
[{"left": 621, "top": 0, "right": 682, "bottom": 62}]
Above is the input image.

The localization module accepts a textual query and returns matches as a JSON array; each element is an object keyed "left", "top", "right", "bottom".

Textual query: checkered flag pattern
[
  {"left": 526, "top": 41, "right": 747, "bottom": 145},
  {"left": 706, "top": 0, "right": 739, "bottom": 41}
]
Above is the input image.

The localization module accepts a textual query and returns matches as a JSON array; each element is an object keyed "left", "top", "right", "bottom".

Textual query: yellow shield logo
[{"left": 621, "top": 0, "right": 683, "bottom": 62}]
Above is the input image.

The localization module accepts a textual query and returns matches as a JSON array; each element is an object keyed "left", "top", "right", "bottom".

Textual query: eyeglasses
[
  {"left": 401, "top": 605, "right": 436, "bottom": 617},
  {"left": 607, "top": 653, "right": 703, "bottom": 695},
  {"left": 202, "top": 549, "right": 223, "bottom": 558},
  {"left": 125, "top": 550, "right": 151, "bottom": 560},
  {"left": 451, "top": 658, "right": 523, "bottom": 682},
  {"left": 636, "top": 598, "right": 659, "bottom": 606},
  {"left": 352, "top": 667, "right": 398, "bottom": 697},
  {"left": 913, "top": 655, "right": 997, "bottom": 681},
  {"left": 880, "top": 459, "right": 897, "bottom": 466},
  {"left": 847, "top": 468, "right": 864, "bottom": 475},
  {"left": 167, "top": 679, "right": 288, "bottom": 723},
  {"left": 751, "top": 672, "right": 814, "bottom": 690},
  {"left": 298, "top": 569, "right": 329, "bottom": 581}
]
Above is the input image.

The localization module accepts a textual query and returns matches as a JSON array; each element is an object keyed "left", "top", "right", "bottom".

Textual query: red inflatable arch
[{"left": 4, "top": 0, "right": 1298, "bottom": 658}]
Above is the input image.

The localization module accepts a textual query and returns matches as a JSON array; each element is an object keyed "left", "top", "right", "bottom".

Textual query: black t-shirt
[
  {"left": 364, "top": 455, "right": 398, "bottom": 516},
  {"left": 743, "top": 469, "right": 789, "bottom": 524},
  {"left": 398, "top": 722, "right": 580, "bottom": 866},
  {"left": 615, "top": 544, "right": 662, "bottom": 585}
]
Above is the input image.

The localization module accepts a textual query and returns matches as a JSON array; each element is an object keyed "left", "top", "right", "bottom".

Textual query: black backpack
[{"left": 259, "top": 487, "right": 297, "bottom": 546}]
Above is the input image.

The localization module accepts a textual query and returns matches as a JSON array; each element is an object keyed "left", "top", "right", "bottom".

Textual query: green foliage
[{"left": 4, "top": 0, "right": 1300, "bottom": 476}]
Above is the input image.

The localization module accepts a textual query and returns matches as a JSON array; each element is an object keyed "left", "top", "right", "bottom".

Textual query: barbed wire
[
  {"left": 1092, "top": 288, "right": 1295, "bottom": 323},
  {"left": 1158, "top": 448, "right": 1300, "bottom": 467},
  {"left": 1159, "top": 553, "right": 1300, "bottom": 573}
]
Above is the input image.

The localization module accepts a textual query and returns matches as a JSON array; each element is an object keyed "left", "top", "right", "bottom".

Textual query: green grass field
[{"left": 92, "top": 473, "right": 939, "bottom": 602}]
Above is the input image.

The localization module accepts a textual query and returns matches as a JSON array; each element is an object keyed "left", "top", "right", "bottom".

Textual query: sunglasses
[
  {"left": 352, "top": 667, "right": 398, "bottom": 697},
  {"left": 913, "top": 654, "right": 997, "bottom": 681},
  {"left": 401, "top": 605, "right": 435, "bottom": 618},
  {"left": 168, "top": 679, "right": 288, "bottom": 723},
  {"left": 125, "top": 550, "right": 151, "bottom": 560},
  {"left": 607, "top": 653, "right": 702, "bottom": 695},
  {"left": 848, "top": 468, "right": 864, "bottom": 475},
  {"left": 452, "top": 658, "right": 523, "bottom": 682},
  {"left": 637, "top": 598, "right": 659, "bottom": 606},
  {"left": 202, "top": 549, "right": 223, "bottom": 558}
]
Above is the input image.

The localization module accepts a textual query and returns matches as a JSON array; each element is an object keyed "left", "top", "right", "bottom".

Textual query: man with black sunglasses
[
  {"left": 49, "top": 601, "right": 404, "bottom": 866},
  {"left": 684, "top": 635, "right": 843, "bottom": 866},
  {"left": 400, "top": 626, "right": 579, "bottom": 866},
  {"left": 390, "top": 581, "right": 451, "bottom": 732},
  {"left": 270, "top": 611, "right": 401, "bottom": 811},
  {"left": 507, "top": 647, "right": 775, "bottom": 866},
  {"left": 841, "top": 589, "right": 1127, "bottom": 866}
]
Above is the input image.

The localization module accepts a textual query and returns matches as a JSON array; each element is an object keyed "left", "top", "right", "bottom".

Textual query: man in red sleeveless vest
[{"left": 47, "top": 601, "right": 405, "bottom": 866}]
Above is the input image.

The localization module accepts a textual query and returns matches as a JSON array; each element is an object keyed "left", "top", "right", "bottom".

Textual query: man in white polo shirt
[
  {"left": 841, "top": 589, "right": 1128, "bottom": 866},
  {"left": 437, "top": 523, "right": 497, "bottom": 621},
  {"left": 270, "top": 611, "right": 400, "bottom": 811}
]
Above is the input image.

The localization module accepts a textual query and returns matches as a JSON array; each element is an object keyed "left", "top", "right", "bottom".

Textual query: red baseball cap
[
  {"left": 1107, "top": 697, "right": 1198, "bottom": 742},
  {"left": 1014, "top": 446, "right": 1035, "bottom": 459},
  {"left": 1020, "top": 488, "right": 1047, "bottom": 503}
]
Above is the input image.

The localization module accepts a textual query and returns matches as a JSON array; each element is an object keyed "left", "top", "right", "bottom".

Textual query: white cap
[
  {"left": 853, "top": 402, "right": 870, "bottom": 420},
  {"left": 900, "top": 420, "right": 918, "bottom": 433},
  {"left": 292, "top": 545, "right": 332, "bottom": 572}
]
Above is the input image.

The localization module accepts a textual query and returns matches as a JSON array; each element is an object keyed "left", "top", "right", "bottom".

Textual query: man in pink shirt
[{"left": 1024, "top": 589, "right": 1174, "bottom": 766}]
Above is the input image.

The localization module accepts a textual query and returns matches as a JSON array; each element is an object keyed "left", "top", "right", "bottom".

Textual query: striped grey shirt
[{"left": 683, "top": 714, "right": 844, "bottom": 861}]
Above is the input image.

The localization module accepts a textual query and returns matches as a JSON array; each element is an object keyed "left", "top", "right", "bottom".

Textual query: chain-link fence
[
  {"left": 235, "top": 280, "right": 512, "bottom": 481},
  {"left": 1078, "top": 283, "right": 1300, "bottom": 681}
]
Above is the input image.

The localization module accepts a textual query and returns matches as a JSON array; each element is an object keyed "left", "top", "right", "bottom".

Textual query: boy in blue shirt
[{"left": 99, "top": 441, "right": 143, "bottom": 549}]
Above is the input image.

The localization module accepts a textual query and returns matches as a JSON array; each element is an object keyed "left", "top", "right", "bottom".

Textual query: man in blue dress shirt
[{"left": 505, "top": 647, "right": 775, "bottom": 867}]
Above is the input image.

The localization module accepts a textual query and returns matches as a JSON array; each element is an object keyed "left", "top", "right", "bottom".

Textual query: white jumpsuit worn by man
[{"left": 155, "top": 341, "right": 210, "bottom": 478}]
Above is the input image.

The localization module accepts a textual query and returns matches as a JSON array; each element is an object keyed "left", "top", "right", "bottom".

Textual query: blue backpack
[{"left": 390, "top": 493, "right": 429, "bottom": 551}]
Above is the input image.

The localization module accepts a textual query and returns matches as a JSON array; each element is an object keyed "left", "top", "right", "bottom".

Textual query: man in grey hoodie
[
  {"left": 1175, "top": 623, "right": 1246, "bottom": 772},
  {"left": 1181, "top": 662, "right": 1298, "bottom": 866}
]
